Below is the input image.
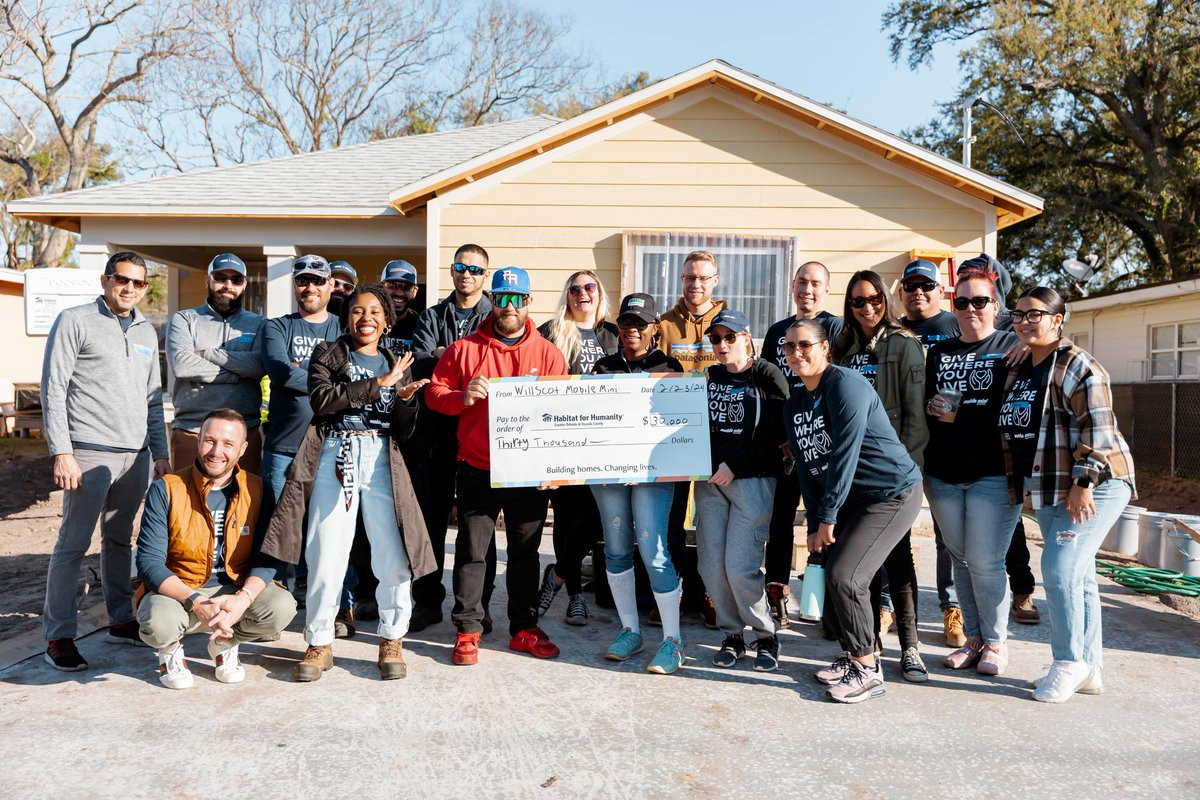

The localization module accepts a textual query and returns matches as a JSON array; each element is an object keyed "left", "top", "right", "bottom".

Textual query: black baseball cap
[{"left": 617, "top": 293, "right": 659, "bottom": 324}]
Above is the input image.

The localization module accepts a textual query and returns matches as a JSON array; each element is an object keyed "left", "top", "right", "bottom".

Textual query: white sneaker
[
  {"left": 1032, "top": 660, "right": 1091, "bottom": 703},
  {"left": 1029, "top": 662, "right": 1104, "bottom": 694},
  {"left": 157, "top": 643, "right": 194, "bottom": 690},
  {"left": 208, "top": 640, "right": 246, "bottom": 684}
]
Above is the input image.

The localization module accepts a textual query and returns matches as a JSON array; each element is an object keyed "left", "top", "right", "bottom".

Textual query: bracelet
[{"left": 236, "top": 587, "right": 256, "bottom": 602}]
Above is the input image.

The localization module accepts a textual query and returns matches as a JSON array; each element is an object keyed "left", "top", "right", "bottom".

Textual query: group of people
[{"left": 38, "top": 243, "right": 1135, "bottom": 705}]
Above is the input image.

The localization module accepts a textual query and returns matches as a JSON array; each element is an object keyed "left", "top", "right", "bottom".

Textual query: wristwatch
[
  {"left": 183, "top": 591, "right": 202, "bottom": 612},
  {"left": 1074, "top": 477, "right": 1093, "bottom": 489}
]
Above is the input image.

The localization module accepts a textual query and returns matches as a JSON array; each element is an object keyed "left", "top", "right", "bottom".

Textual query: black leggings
[
  {"left": 765, "top": 469, "right": 802, "bottom": 585},
  {"left": 870, "top": 530, "right": 919, "bottom": 651},
  {"left": 1007, "top": 517, "right": 1035, "bottom": 596},
  {"left": 550, "top": 485, "right": 602, "bottom": 595}
]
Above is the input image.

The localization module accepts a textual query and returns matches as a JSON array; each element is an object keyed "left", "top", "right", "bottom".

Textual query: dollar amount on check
[{"left": 488, "top": 373, "right": 712, "bottom": 488}]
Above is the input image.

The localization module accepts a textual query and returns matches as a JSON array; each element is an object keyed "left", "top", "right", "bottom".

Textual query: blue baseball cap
[
  {"left": 901, "top": 259, "right": 940, "bottom": 284},
  {"left": 705, "top": 308, "right": 751, "bottom": 335},
  {"left": 208, "top": 252, "right": 247, "bottom": 277},
  {"left": 490, "top": 266, "right": 531, "bottom": 296},
  {"left": 292, "top": 254, "right": 331, "bottom": 278},
  {"left": 381, "top": 259, "right": 418, "bottom": 284},
  {"left": 329, "top": 260, "right": 358, "bottom": 283}
]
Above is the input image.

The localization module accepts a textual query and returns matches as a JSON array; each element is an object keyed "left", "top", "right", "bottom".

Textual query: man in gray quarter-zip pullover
[
  {"left": 167, "top": 253, "right": 265, "bottom": 474},
  {"left": 40, "top": 251, "right": 171, "bottom": 672}
]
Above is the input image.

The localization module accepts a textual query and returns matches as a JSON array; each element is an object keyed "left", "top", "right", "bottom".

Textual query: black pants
[
  {"left": 667, "top": 481, "right": 705, "bottom": 609},
  {"left": 824, "top": 485, "right": 923, "bottom": 658},
  {"left": 453, "top": 462, "right": 549, "bottom": 636},
  {"left": 1007, "top": 517, "right": 1035, "bottom": 596},
  {"left": 765, "top": 469, "right": 802, "bottom": 584},
  {"left": 550, "top": 484, "right": 601, "bottom": 595},
  {"left": 869, "top": 530, "right": 919, "bottom": 650}
]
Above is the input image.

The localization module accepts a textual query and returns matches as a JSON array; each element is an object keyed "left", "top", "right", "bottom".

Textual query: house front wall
[
  {"left": 1067, "top": 293, "right": 1200, "bottom": 383},
  {"left": 0, "top": 283, "right": 48, "bottom": 386},
  {"left": 437, "top": 88, "right": 996, "bottom": 321}
]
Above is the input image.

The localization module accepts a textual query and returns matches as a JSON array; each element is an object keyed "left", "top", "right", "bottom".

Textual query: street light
[{"left": 961, "top": 97, "right": 1026, "bottom": 167}]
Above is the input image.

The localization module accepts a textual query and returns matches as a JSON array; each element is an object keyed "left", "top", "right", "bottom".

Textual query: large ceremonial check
[{"left": 488, "top": 373, "right": 712, "bottom": 488}]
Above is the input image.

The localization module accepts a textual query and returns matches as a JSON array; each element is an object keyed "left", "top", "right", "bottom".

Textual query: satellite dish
[{"left": 1062, "top": 255, "right": 1100, "bottom": 282}]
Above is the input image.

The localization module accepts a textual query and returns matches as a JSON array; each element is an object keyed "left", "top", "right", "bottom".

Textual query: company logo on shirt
[
  {"left": 999, "top": 376, "right": 1038, "bottom": 438},
  {"left": 708, "top": 384, "right": 747, "bottom": 424},
  {"left": 968, "top": 368, "right": 994, "bottom": 391},
  {"left": 792, "top": 407, "right": 831, "bottom": 474},
  {"left": 290, "top": 334, "right": 327, "bottom": 367},
  {"left": 935, "top": 351, "right": 1005, "bottom": 405},
  {"left": 132, "top": 344, "right": 154, "bottom": 359}
]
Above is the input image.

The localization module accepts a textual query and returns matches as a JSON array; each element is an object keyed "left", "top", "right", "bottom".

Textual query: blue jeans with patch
[{"left": 591, "top": 482, "right": 678, "bottom": 594}]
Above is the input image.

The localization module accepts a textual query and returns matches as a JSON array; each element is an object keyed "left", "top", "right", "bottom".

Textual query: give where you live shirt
[
  {"left": 998, "top": 354, "right": 1052, "bottom": 479},
  {"left": 706, "top": 359, "right": 789, "bottom": 477},
  {"left": 328, "top": 350, "right": 396, "bottom": 432},
  {"left": 761, "top": 311, "right": 845, "bottom": 389},
  {"left": 261, "top": 313, "right": 343, "bottom": 454},
  {"left": 204, "top": 483, "right": 235, "bottom": 587},
  {"left": 784, "top": 365, "right": 920, "bottom": 530},
  {"left": 923, "top": 329, "right": 1018, "bottom": 483}
]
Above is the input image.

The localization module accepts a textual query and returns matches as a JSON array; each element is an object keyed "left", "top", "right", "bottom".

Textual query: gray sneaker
[
  {"left": 814, "top": 651, "right": 854, "bottom": 685},
  {"left": 827, "top": 659, "right": 886, "bottom": 704},
  {"left": 900, "top": 647, "right": 929, "bottom": 683}
]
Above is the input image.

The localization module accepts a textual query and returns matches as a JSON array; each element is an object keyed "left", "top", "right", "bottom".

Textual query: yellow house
[{"left": 9, "top": 60, "right": 1042, "bottom": 335}]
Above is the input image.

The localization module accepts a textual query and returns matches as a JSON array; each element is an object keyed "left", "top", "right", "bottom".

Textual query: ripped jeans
[
  {"left": 1033, "top": 477, "right": 1132, "bottom": 665},
  {"left": 591, "top": 482, "right": 678, "bottom": 593}
]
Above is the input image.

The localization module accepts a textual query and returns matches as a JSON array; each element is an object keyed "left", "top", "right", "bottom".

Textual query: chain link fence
[{"left": 1113, "top": 382, "right": 1200, "bottom": 478}]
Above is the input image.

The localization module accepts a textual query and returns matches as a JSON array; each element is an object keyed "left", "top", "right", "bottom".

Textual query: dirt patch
[{"left": 1132, "top": 472, "right": 1200, "bottom": 516}]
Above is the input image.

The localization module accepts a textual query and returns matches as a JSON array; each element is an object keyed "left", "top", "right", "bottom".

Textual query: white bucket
[
  {"left": 1103, "top": 505, "right": 1145, "bottom": 555},
  {"left": 1138, "top": 511, "right": 1175, "bottom": 568},
  {"left": 1162, "top": 516, "right": 1200, "bottom": 577}
]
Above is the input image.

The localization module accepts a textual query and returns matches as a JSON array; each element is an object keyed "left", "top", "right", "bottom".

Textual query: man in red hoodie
[{"left": 426, "top": 266, "right": 568, "bottom": 665}]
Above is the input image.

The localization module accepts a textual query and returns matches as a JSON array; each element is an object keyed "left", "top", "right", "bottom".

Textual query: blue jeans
[
  {"left": 1034, "top": 478, "right": 1132, "bottom": 665},
  {"left": 591, "top": 482, "right": 678, "bottom": 593},
  {"left": 925, "top": 475, "right": 1023, "bottom": 645}
]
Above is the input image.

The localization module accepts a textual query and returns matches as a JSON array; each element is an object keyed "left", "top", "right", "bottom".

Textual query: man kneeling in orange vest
[{"left": 135, "top": 408, "right": 296, "bottom": 689}]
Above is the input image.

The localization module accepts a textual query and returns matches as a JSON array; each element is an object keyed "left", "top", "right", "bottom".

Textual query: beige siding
[
  {"left": 439, "top": 94, "right": 988, "bottom": 319},
  {"left": 0, "top": 288, "right": 48, "bottom": 386},
  {"left": 1067, "top": 294, "right": 1200, "bottom": 383}
]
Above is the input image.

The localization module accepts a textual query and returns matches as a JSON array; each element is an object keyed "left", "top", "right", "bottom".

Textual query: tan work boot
[
  {"left": 293, "top": 644, "right": 333, "bottom": 682},
  {"left": 1011, "top": 593, "right": 1041, "bottom": 624},
  {"left": 378, "top": 637, "right": 407, "bottom": 680},
  {"left": 879, "top": 608, "right": 896, "bottom": 635},
  {"left": 943, "top": 607, "right": 967, "bottom": 648}
]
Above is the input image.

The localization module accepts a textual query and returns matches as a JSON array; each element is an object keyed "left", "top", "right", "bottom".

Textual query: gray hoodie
[
  {"left": 167, "top": 303, "right": 265, "bottom": 431},
  {"left": 41, "top": 296, "right": 169, "bottom": 459}
]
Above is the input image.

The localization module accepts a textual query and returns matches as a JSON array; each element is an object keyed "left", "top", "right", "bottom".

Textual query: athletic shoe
[
  {"left": 701, "top": 596, "right": 718, "bottom": 629},
  {"left": 646, "top": 637, "right": 684, "bottom": 674},
  {"left": 1012, "top": 593, "right": 1041, "bottom": 624},
  {"left": 208, "top": 640, "right": 245, "bottom": 684},
  {"left": 1029, "top": 663, "right": 1104, "bottom": 694},
  {"left": 293, "top": 644, "right": 333, "bottom": 682},
  {"left": 943, "top": 637, "right": 983, "bottom": 670},
  {"left": 814, "top": 652, "right": 854, "bottom": 685},
  {"left": 334, "top": 607, "right": 356, "bottom": 639},
  {"left": 353, "top": 599, "right": 379, "bottom": 621},
  {"left": 879, "top": 609, "right": 896, "bottom": 635},
  {"left": 105, "top": 620, "right": 147, "bottom": 647},
  {"left": 605, "top": 628, "right": 645, "bottom": 661},
  {"left": 712, "top": 634, "right": 745, "bottom": 668},
  {"left": 1033, "top": 660, "right": 1092, "bottom": 703},
  {"left": 828, "top": 659, "right": 886, "bottom": 704},
  {"left": 565, "top": 594, "right": 588, "bottom": 626},
  {"left": 509, "top": 626, "right": 560, "bottom": 659},
  {"left": 536, "top": 563, "right": 564, "bottom": 617},
  {"left": 977, "top": 642, "right": 1008, "bottom": 676},
  {"left": 943, "top": 606, "right": 967, "bottom": 647},
  {"left": 753, "top": 636, "right": 780, "bottom": 673},
  {"left": 292, "top": 576, "right": 307, "bottom": 610},
  {"left": 157, "top": 643, "right": 194, "bottom": 690},
  {"left": 766, "top": 582, "right": 791, "bottom": 630},
  {"left": 452, "top": 632, "right": 481, "bottom": 666},
  {"left": 44, "top": 638, "right": 87, "bottom": 672},
  {"left": 900, "top": 646, "right": 929, "bottom": 683},
  {"left": 408, "top": 605, "right": 443, "bottom": 633},
  {"left": 378, "top": 638, "right": 407, "bottom": 680}
]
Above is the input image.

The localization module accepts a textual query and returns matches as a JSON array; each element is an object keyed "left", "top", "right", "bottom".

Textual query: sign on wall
[{"left": 23, "top": 268, "right": 103, "bottom": 335}]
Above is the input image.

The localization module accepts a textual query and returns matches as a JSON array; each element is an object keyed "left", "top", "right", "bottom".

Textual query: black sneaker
[
  {"left": 565, "top": 594, "right": 588, "bottom": 626},
  {"left": 712, "top": 634, "right": 745, "bottom": 667},
  {"left": 536, "top": 563, "right": 563, "bottom": 617},
  {"left": 753, "top": 635, "right": 780, "bottom": 672},
  {"left": 901, "top": 646, "right": 929, "bottom": 683},
  {"left": 354, "top": 599, "right": 379, "bottom": 621},
  {"left": 45, "top": 638, "right": 87, "bottom": 672},
  {"left": 104, "top": 620, "right": 147, "bottom": 647},
  {"left": 408, "top": 605, "right": 444, "bottom": 633}
]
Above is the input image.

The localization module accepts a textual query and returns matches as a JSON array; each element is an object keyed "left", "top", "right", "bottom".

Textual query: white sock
[
  {"left": 654, "top": 583, "right": 682, "bottom": 643},
  {"left": 606, "top": 569, "right": 639, "bottom": 633}
]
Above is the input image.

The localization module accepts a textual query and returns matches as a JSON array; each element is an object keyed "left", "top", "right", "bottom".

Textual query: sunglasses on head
[
  {"left": 953, "top": 296, "right": 995, "bottom": 310},
  {"left": 383, "top": 280, "right": 416, "bottom": 292},
  {"left": 452, "top": 262, "right": 486, "bottom": 276},
  {"left": 568, "top": 283, "right": 598, "bottom": 296},
  {"left": 902, "top": 280, "right": 938, "bottom": 293},
  {"left": 211, "top": 272, "right": 246, "bottom": 286},
  {"left": 294, "top": 275, "right": 328, "bottom": 288},
  {"left": 492, "top": 292, "right": 528, "bottom": 309},
  {"left": 849, "top": 293, "right": 884, "bottom": 309},
  {"left": 617, "top": 318, "right": 650, "bottom": 331},
  {"left": 109, "top": 273, "right": 149, "bottom": 290},
  {"left": 1011, "top": 309, "right": 1053, "bottom": 324},
  {"left": 708, "top": 332, "right": 740, "bottom": 345},
  {"left": 783, "top": 340, "right": 819, "bottom": 355}
]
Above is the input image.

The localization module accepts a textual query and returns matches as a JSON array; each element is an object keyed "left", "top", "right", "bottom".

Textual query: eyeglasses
[
  {"left": 849, "top": 293, "right": 884, "bottom": 309},
  {"left": 331, "top": 278, "right": 356, "bottom": 292},
  {"left": 383, "top": 280, "right": 416, "bottom": 292},
  {"left": 108, "top": 273, "right": 149, "bottom": 290},
  {"left": 901, "top": 281, "right": 938, "bottom": 294},
  {"left": 452, "top": 262, "right": 486, "bottom": 276},
  {"left": 783, "top": 341, "right": 819, "bottom": 355},
  {"left": 707, "top": 332, "right": 741, "bottom": 345},
  {"left": 210, "top": 273, "right": 246, "bottom": 287},
  {"left": 294, "top": 275, "right": 328, "bottom": 288},
  {"left": 953, "top": 296, "right": 996, "bottom": 310},
  {"left": 682, "top": 274, "right": 717, "bottom": 284},
  {"left": 492, "top": 292, "right": 529, "bottom": 309},
  {"left": 568, "top": 283, "right": 598, "bottom": 296},
  {"left": 1010, "top": 309, "right": 1053, "bottom": 324},
  {"left": 617, "top": 319, "right": 650, "bottom": 331}
]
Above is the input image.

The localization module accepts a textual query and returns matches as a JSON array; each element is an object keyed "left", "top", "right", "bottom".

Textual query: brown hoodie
[{"left": 658, "top": 298, "right": 727, "bottom": 374}]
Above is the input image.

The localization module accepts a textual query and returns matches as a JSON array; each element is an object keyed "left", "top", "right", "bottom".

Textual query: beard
[
  {"left": 493, "top": 309, "right": 525, "bottom": 336},
  {"left": 196, "top": 454, "right": 232, "bottom": 480},
  {"left": 327, "top": 293, "right": 346, "bottom": 317},
  {"left": 208, "top": 289, "right": 242, "bottom": 316}
]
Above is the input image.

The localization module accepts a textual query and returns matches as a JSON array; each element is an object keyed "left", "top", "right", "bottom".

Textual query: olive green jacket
[{"left": 839, "top": 326, "right": 929, "bottom": 468}]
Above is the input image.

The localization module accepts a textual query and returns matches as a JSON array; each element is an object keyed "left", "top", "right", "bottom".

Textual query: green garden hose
[{"left": 1096, "top": 561, "right": 1200, "bottom": 597}]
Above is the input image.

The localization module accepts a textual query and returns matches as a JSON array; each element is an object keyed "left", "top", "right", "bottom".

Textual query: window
[
  {"left": 1071, "top": 331, "right": 1090, "bottom": 350},
  {"left": 624, "top": 231, "right": 795, "bottom": 336},
  {"left": 1149, "top": 321, "right": 1200, "bottom": 379}
]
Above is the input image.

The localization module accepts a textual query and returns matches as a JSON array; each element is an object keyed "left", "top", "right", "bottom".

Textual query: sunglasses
[
  {"left": 568, "top": 283, "right": 598, "bottom": 296},
  {"left": 708, "top": 332, "right": 740, "bottom": 345},
  {"left": 108, "top": 273, "right": 149, "bottom": 290},
  {"left": 492, "top": 292, "right": 529, "bottom": 309},
  {"left": 210, "top": 273, "right": 246, "bottom": 286},
  {"left": 849, "top": 293, "right": 885, "bottom": 309},
  {"left": 1011, "top": 309, "right": 1053, "bottom": 324},
  {"left": 452, "top": 262, "right": 486, "bottom": 276},
  {"left": 953, "top": 296, "right": 995, "bottom": 310},
  {"left": 383, "top": 280, "right": 416, "bottom": 292},
  {"left": 783, "top": 340, "right": 819, "bottom": 355},
  {"left": 617, "top": 319, "right": 650, "bottom": 331},
  {"left": 331, "top": 278, "right": 356, "bottom": 292},
  {"left": 294, "top": 275, "right": 328, "bottom": 288},
  {"left": 902, "top": 281, "right": 938, "bottom": 294}
]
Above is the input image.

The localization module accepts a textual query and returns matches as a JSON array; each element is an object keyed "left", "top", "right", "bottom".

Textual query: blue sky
[{"left": 522, "top": 0, "right": 965, "bottom": 138}]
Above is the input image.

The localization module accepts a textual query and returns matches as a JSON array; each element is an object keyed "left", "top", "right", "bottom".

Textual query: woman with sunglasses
[
  {"left": 784, "top": 319, "right": 923, "bottom": 703},
  {"left": 832, "top": 270, "right": 929, "bottom": 682},
  {"left": 262, "top": 285, "right": 434, "bottom": 682},
  {"left": 591, "top": 293, "right": 688, "bottom": 674},
  {"left": 535, "top": 271, "right": 619, "bottom": 625},
  {"left": 1000, "top": 287, "right": 1135, "bottom": 702},
  {"left": 923, "top": 269, "right": 1022, "bottom": 676},
  {"left": 695, "top": 310, "right": 789, "bottom": 671}
]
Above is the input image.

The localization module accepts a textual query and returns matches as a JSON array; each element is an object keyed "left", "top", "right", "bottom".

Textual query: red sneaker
[
  {"left": 508, "top": 626, "right": 560, "bottom": 659},
  {"left": 451, "top": 631, "right": 481, "bottom": 666}
]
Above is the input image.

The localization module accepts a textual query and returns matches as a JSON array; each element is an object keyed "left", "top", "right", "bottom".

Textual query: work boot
[
  {"left": 408, "top": 605, "right": 443, "bottom": 633},
  {"left": 879, "top": 608, "right": 896, "bottom": 635},
  {"left": 1011, "top": 593, "right": 1041, "bottom": 624},
  {"left": 701, "top": 595, "right": 718, "bottom": 629},
  {"left": 766, "top": 582, "right": 791, "bottom": 629},
  {"left": 378, "top": 638, "right": 407, "bottom": 680},
  {"left": 293, "top": 644, "right": 333, "bottom": 682},
  {"left": 354, "top": 599, "right": 379, "bottom": 621},
  {"left": 334, "top": 607, "right": 356, "bottom": 639},
  {"left": 943, "top": 606, "right": 967, "bottom": 647}
]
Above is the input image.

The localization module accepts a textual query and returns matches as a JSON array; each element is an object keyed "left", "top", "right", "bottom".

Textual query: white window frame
[{"left": 1148, "top": 320, "right": 1200, "bottom": 380}]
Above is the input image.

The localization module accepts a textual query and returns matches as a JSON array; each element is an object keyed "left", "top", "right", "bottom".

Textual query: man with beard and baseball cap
[
  {"left": 166, "top": 253, "right": 266, "bottom": 473},
  {"left": 426, "top": 266, "right": 568, "bottom": 666},
  {"left": 380, "top": 259, "right": 421, "bottom": 355},
  {"left": 327, "top": 260, "right": 359, "bottom": 317}
]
